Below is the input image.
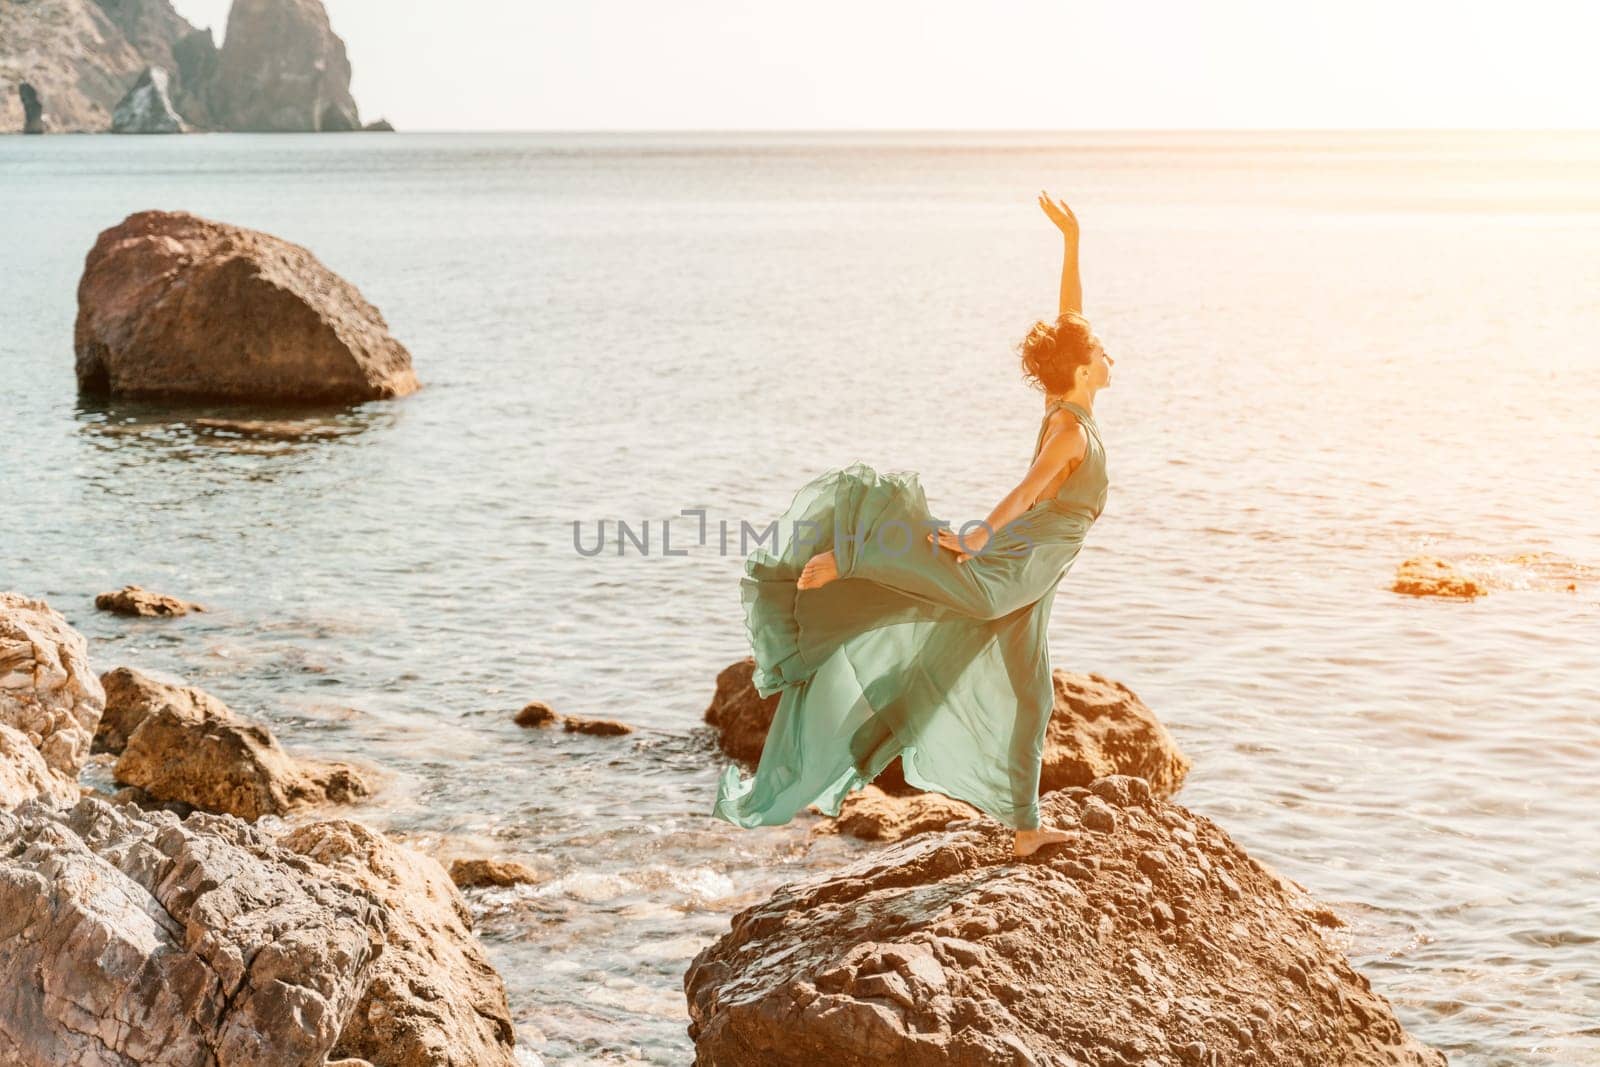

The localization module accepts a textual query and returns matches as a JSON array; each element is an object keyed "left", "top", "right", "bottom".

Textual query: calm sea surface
[{"left": 2, "top": 131, "right": 1597, "bottom": 1066}]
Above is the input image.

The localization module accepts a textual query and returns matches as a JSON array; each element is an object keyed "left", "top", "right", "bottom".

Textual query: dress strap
[{"left": 1043, "top": 399, "right": 1098, "bottom": 436}]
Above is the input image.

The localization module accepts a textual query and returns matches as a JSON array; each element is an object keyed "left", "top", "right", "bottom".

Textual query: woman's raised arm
[{"left": 1038, "top": 191, "right": 1082, "bottom": 317}]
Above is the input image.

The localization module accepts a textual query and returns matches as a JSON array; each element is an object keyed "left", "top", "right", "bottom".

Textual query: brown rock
[
  {"left": 449, "top": 857, "right": 541, "bottom": 889},
  {"left": 684, "top": 777, "right": 1446, "bottom": 1067},
  {"left": 94, "top": 583, "right": 204, "bottom": 617},
  {"left": 707, "top": 659, "right": 1190, "bottom": 840},
  {"left": 0, "top": 796, "right": 386, "bottom": 1066},
  {"left": 282, "top": 821, "right": 518, "bottom": 1067},
  {"left": 100, "top": 666, "right": 372, "bottom": 820},
  {"left": 810, "top": 784, "right": 981, "bottom": 843},
  {"left": 75, "top": 210, "right": 420, "bottom": 404},
  {"left": 513, "top": 701, "right": 558, "bottom": 728},
  {"left": 0, "top": 592, "right": 104, "bottom": 804},
  {"left": 562, "top": 714, "right": 633, "bottom": 736},
  {"left": 1393, "top": 556, "right": 1486, "bottom": 598},
  {"left": 212, "top": 0, "right": 358, "bottom": 132},
  {"left": 515, "top": 701, "right": 633, "bottom": 736}
]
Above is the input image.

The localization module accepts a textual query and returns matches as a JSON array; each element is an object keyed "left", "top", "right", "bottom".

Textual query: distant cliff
[{"left": 0, "top": 0, "right": 380, "bottom": 133}]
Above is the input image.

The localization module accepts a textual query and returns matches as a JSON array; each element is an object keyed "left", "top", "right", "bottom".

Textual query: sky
[{"left": 170, "top": 0, "right": 1600, "bottom": 131}]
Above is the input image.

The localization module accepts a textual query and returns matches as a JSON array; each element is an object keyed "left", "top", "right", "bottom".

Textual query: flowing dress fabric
[{"left": 713, "top": 400, "right": 1109, "bottom": 831}]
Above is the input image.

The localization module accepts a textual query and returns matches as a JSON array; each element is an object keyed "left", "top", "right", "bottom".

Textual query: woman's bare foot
[
  {"left": 797, "top": 551, "right": 839, "bottom": 590},
  {"left": 1013, "top": 825, "right": 1073, "bottom": 858}
]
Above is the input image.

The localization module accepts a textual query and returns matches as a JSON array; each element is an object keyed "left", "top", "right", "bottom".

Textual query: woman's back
[{"left": 1030, "top": 400, "right": 1109, "bottom": 521}]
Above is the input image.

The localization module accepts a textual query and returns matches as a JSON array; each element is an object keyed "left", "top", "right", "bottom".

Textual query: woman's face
[{"left": 1083, "top": 338, "right": 1114, "bottom": 390}]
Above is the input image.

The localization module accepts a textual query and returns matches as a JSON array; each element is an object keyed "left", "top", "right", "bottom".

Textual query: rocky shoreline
[{"left": 0, "top": 583, "right": 1449, "bottom": 1064}]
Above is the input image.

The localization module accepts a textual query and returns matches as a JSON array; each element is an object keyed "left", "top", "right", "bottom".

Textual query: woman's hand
[
  {"left": 928, "top": 524, "right": 990, "bottom": 564},
  {"left": 1038, "top": 190, "right": 1079, "bottom": 243}
]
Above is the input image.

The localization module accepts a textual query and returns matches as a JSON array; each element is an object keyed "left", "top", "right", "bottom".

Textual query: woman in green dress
[{"left": 712, "top": 191, "right": 1114, "bottom": 858}]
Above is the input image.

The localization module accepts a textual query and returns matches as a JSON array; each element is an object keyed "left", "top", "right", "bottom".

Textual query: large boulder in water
[
  {"left": 684, "top": 776, "right": 1447, "bottom": 1066},
  {"left": 0, "top": 592, "right": 104, "bottom": 805},
  {"left": 111, "top": 65, "right": 185, "bottom": 132},
  {"left": 211, "top": 0, "right": 359, "bottom": 132},
  {"left": 75, "top": 210, "right": 420, "bottom": 404}
]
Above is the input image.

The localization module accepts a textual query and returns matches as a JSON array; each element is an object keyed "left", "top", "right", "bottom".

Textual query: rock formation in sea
[
  {"left": 0, "top": 0, "right": 196, "bottom": 132},
  {"left": 516, "top": 699, "right": 635, "bottom": 736},
  {"left": 75, "top": 210, "right": 421, "bottom": 404},
  {"left": 707, "top": 657, "right": 1191, "bottom": 840},
  {"left": 111, "top": 65, "right": 185, "bottom": 132},
  {"left": 0, "top": 594, "right": 519, "bottom": 1065},
  {"left": 684, "top": 775, "right": 1447, "bottom": 1066},
  {"left": 212, "top": 0, "right": 359, "bottom": 132},
  {"left": 96, "top": 666, "right": 372, "bottom": 819},
  {"left": 2, "top": 0, "right": 378, "bottom": 133},
  {"left": 450, "top": 856, "right": 542, "bottom": 888},
  {"left": 1392, "top": 555, "right": 1486, "bottom": 599},
  {"left": 95, "top": 583, "right": 204, "bottom": 616}
]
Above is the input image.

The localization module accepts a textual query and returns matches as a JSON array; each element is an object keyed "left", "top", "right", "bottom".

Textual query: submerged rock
[
  {"left": 515, "top": 700, "right": 633, "bottom": 736},
  {"left": 0, "top": 797, "right": 385, "bottom": 1066},
  {"left": 94, "top": 583, "right": 204, "bottom": 617},
  {"left": 1393, "top": 555, "right": 1486, "bottom": 599},
  {"left": 110, "top": 65, "right": 184, "bottom": 132},
  {"left": 685, "top": 776, "right": 1446, "bottom": 1067},
  {"left": 0, "top": 592, "right": 104, "bottom": 804},
  {"left": 284, "top": 821, "right": 518, "bottom": 1067},
  {"left": 75, "top": 210, "right": 420, "bottom": 404},
  {"left": 212, "top": 0, "right": 358, "bottom": 132},
  {"left": 97, "top": 666, "right": 372, "bottom": 820},
  {"left": 707, "top": 658, "right": 1190, "bottom": 840},
  {"left": 449, "top": 856, "right": 541, "bottom": 889}
]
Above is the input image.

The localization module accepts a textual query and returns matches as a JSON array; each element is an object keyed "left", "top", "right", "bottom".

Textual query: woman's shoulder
[{"left": 1037, "top": 407, "right": 1089, "bottom": 453}]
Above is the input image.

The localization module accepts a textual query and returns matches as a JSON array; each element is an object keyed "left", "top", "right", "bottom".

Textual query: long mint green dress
[{"left": 712, "top": 399, "right": 1109, "bottom": 832}]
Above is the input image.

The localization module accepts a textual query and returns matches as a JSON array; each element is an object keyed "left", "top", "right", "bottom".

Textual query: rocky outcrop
[
  {"left": 0, "top": 797, "right": 386, "bottom": 1066},
  {"left": 811, "top": 783, "right": 980, "bottom": 844},
  {"left": 1, "top": 0, "right": 196, "bottom": 132},
  {"left": 76, "top": 210, "right": 420, "bottom": 404},
  {"left": 3, "top": 0, "right": 379, "bottom": 133},
  {"left": 685, "top": 776, "right": 1446, "bottom": 1067},
  {"left": 170, "top": 27, "right": 219, "bottom": 126},
  {"left": 515, "top": 700, "right": 633, "bottom": 736},
  {"left": 1393, "top": 556, "right": 1485, "bottom": 599},
  {"left": 283, "top": 821, "right": 518, "bottom": 1067},
  {"left": 0, "top": 592, "right": 104, "bottom": 804},
  {"left": 96, "top": 666, "right": 372, "bottom": 820},
  {"left": 212, "top": 0, "right": 359, "bottom": 132},
  {"left": 111, "top": 65, "right": 185, "bottom": 132},
  {"left": 362, "top": 117, "right": 395, "bottom": 132},
  {"left": 708, "top": 658, "right": 1191, "bottom": 840},
  {"left": 0, "top": 724, "right": 78, "bottom": 807},
  {"left": 95, "top": 583, "right": 204, "bottom": 616}
]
